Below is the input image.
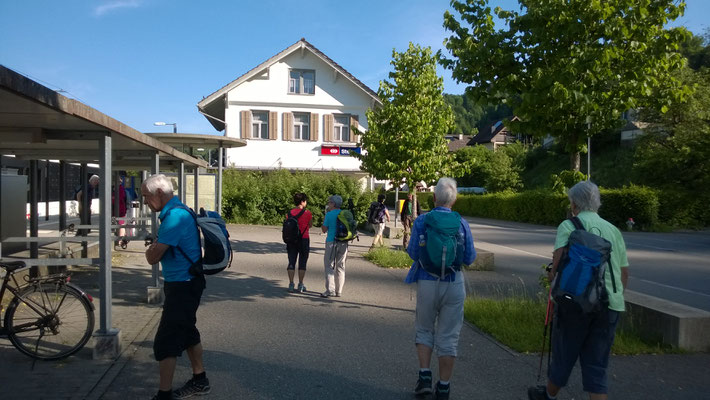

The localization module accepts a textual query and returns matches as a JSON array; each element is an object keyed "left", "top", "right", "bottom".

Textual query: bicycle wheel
[{"left": 4, "top": 283, "right": 95, "bottom": 360}]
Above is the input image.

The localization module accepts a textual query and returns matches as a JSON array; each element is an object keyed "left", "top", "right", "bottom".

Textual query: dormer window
[{"left": 289, "top": 69, "right": 315, "bottom": 95}]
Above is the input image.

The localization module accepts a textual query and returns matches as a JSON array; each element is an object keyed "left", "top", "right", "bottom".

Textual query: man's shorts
[{"left": 153, "top": 275, "right": 205, "bottom": 361}]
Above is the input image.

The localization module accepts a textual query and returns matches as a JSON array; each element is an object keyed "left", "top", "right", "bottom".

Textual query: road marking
[
  {"left": 624, "top": 241, "right": 676, "bottom": 252},
  {"left": 637, "top": 279, "right": 710, "bottom": 299},
  {"left": 476, "top": 241, "right": 550, "bottom": 260}
]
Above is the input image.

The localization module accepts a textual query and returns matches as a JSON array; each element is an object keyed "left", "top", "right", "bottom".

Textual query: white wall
[{"left": 223, "top": 49, "right": 374, "bottom": 173}]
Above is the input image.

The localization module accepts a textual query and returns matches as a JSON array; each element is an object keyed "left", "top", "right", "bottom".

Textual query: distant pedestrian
[
  {"left": 405, "top": 177, "right": 476, "bottom": 400},
  {"left": 286, "top": 192, "right": 312, "bottom": 293},
  {"left": 142, "top": 174, "right": 210, "bottom": 400},
  {"left": 368, "top": 193, "right": 390, "bottom": 249},
  {"left": 320, "top": 195, "right": 348, "bottom": 298},
  {"left": 75, "top": 174, "right": 99, "bottom": 235},
  {"left": 528, "top": 181, "right": 629, "bottom": 400},
  {"left": 400, "top": 192, "right": 421, "bottom": 249}
]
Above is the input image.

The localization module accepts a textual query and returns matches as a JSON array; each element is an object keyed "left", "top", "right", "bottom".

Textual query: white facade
[{"left": 198, "top": 39, "right": 380, "bottom": 181}]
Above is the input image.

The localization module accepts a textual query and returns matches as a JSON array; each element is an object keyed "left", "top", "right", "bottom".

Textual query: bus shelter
[{"left": 0, "top": 65, "right": 209, "bottom": 359}]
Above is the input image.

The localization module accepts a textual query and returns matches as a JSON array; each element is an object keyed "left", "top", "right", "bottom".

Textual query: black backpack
[
  {"left": 367, "top": 202, "right": 384, "bottom": 224},
  {"left": 282, "top": 208, "right": 307, "bottom": 245},
  {"left": 551, "top": 217, "right": 617, "bottom": 314},
  {"left": 172, "top": 205, "right": 233, "bottom": 276}
]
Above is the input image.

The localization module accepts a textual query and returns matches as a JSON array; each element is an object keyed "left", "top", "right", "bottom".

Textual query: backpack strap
[
  {"left": 167, "top": 204, "right": 202, "bottom": 266},
  {"left": 569, "top": 216, "right": 585, "bottom": 231},
  {"left": 291, "top": 208, "right": 308, "bottom": 239}
]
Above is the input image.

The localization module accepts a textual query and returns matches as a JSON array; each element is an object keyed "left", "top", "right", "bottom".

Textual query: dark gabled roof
[
  {"left": 470, "top": 116, "right": 519, "bottom": 144},
  {"left": 197, "top": 38, "right": 380, "bottom": 131},
  {"left": 446, "top": 135, "right": 474, "bottom": 152}
]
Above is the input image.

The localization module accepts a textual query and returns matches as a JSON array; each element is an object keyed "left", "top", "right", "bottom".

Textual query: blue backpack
[
  {"left": 172, "top": 205, "right": 233, "bottom": 276},
  {"left": 552, "top": 217, "right": 617, "bottom": 314},
  {"left": 418, "top": 210, "right": 464, "bottom": 278}
]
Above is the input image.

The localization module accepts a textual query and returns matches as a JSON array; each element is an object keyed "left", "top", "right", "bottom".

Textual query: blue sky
[{"left": 1, "top": 0, "right": 708, "bottom": 135}]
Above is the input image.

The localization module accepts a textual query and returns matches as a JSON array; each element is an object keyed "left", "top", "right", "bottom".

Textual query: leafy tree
[
  {"left": 680, "top": 29, "right": 710, "bottom": 71},
  {"left": 440, "top": 0, "right": 690, "bottom": 171},
  {"left": 444, "top": 93, "right": 482, "bottom": 135},
  {"left": 353, "top": 43, "right": 463, "bottom": 215},
  {"left": 455, "top": 145, "right": 522, "bottom": 192},
  {"left": 634, "top": 67, "right": 710, "bottom": 190}
]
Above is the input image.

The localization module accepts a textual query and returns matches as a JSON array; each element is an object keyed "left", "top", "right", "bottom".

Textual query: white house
[{"left": 197, "top": 38, "right": 381, "bottom": 186}]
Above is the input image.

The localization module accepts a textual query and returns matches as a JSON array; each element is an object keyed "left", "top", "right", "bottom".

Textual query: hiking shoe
[
  {"left": 320, "top": 291, "right": 332, "bottom": 298},
  {"left": 527, "top": 385, "right": 551, "bottom": 400},
  {"left": 297, "top": 283, "right": 306, "bottom": 293},
  {"left": 434, "top": 381, "right": 450, "bottom": 400},
  {"left": 173, "top": 377, "right": 210, "bottom": 399},
  {"left": 288, "top": 282, "right": 295, "bottom": 292},
  {"left": 414, "top": 370, "right": 432, "bottom": 395}
]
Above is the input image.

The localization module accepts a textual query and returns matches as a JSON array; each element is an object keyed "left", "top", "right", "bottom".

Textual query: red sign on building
[{"left": 320, "top": 145, "right": 340, "bottom": 156}]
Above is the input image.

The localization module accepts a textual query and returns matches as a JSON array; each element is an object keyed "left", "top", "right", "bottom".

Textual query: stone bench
[{"left": 623, "top": 290, "right": 710, "bottom": 351}]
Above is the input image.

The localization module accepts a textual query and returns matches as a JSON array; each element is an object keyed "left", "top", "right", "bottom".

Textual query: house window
[
  {"left": 333, "top": 114, "right": 350, "bottom": 142},
  {"left": 293, "top": 112, "right": 310, "bottom": 140},
  {"left": 288, "top": 69, "right": 315, "bottom": 95},
  {"left": 252, "top": 111, "right": 269, "bottom": 139}
]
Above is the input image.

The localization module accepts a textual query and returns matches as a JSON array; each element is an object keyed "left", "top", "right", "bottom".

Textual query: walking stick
[{"left": 537, "top": 277, "right": 554, "bottom": 382}]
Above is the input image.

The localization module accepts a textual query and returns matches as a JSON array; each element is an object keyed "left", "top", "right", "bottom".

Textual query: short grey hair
[
  {"left": 89, "top": 175, "right": 100, "bottom": 185},
  {"left": 143, "top": 174, "right": 174, "bottom": 196},
  {"left": 567, "top": 180, "right": 601, "bottom": 212},
  {"left": 434, "top": 177, "right": 457, "bottom": 207},
  {"left": 328, "top": 195, "right": 343, "bottom": 208}
]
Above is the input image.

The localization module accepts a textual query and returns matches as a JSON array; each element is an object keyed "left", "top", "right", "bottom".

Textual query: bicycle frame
[{"left": 0, "top": 265, "right": 93, "bottom": 337}]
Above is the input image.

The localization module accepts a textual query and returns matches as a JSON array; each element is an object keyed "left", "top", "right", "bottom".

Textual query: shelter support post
[
  {"left": 80, "top": 163, "right": 88, "bottom": 257},
  {"left": 29, "top": 160, "right": 39, "bottom": 259},
  {"left": 93, "top": 132, "right": 121, "bottom": 360},
  {"left": 147, "top": 152, "right": 163, "bottom": 304},
  {"left": 194, "top": 167, "right": 199, "bottom": 212},
  {"left": 217, "top": 147, "right": 223, "bottom": 215},
  {"left": 178, "top": 162, "right": 185, "bottom": 203},
  {"left": 59, "top": 161, "right": 67, "bottom": 231}
]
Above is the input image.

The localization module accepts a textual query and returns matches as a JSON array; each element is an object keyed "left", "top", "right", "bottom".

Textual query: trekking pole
[{"left": 537, "top": 284, "right": 554, "bottom": 382}]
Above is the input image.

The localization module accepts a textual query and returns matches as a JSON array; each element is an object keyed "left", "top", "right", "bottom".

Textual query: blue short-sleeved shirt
[
  {"left": 157, "top": 196, "right": 201, "bottom": 282},
  {"left": 405, "top": 207, "right": 476, "bottom": 283},
  {"left": 323, "top": 209, "right": 341, "bottom": 242}
]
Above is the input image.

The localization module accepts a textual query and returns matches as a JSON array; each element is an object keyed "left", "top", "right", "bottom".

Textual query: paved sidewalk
[{"left": 1, "top": 224, "right": 708, "bottom": 399}]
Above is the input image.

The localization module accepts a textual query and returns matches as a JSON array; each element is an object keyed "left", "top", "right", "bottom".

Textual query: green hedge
[
  {"left": 449, "top": 186, "right": 661, "bottom": 230},
  {"left": 221, "top": 170, "right": 375, "bottom": 226}
]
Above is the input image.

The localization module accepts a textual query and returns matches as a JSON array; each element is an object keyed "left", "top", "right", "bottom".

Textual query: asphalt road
[{"left": 465, "top": 216, "right": 710, "bottom": 312}]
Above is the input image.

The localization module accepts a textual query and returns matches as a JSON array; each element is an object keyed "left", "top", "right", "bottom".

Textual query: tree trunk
[{"left": 570, "top": 151, "right": 581, "bottom": 172}]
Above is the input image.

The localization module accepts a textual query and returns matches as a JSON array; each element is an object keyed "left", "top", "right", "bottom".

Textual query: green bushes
[
  {"left": 598, "top": 186, "right": 659, "bottom": 229},
  {"left": 452, "top": 186, "right": 662, "bottom": 230},
  {"left": 222, "top": 170, "right": 374, "bottom": 226},
  {"left": 453, "top": 190, "right": 568, "bottom": 225}
]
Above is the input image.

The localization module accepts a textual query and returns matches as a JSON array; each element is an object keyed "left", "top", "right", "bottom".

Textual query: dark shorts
[
  {"left": 548, "top": 305, "right": 620, "bottom": 394},
  {"left": 286, "top": 238, "right": 310, "bottom": 270},
  {"left": 153, "top": 275, "right": 205, "bottom": 361}
]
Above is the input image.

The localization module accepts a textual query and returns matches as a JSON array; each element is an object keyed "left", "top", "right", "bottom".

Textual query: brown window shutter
[
  {"left": 324, "top": 114, "right": 333, "bottom": 142},
  {"left": 283, "top": 112, "right": 293, "bottom": 141},
  {"left": 310, "top": 113, "right": 319, "bottom": 141},
  {"left": 240, "top": 110, "right": 251, "bottom": 139},
  {"left": 268, "top": 111, "right": 278, "bottom": 140},
  {"left": 351, "top": 114, "right": 360, "bottom": 143}
]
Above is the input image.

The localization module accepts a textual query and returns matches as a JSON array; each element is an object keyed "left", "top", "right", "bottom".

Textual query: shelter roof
[{"left": 0, "top": 65, "right": 208, "bottom": 170}]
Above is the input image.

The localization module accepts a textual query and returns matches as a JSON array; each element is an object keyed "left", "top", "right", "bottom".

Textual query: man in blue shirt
[
  {"left": 320, "top": 195, "right": 349, "bottom": 298},
  {"left": 405, "top": 178, "right": 476, "bottom": 400},
  {"left": 142, "top": 174, "right": 210, "bottom": 400}
]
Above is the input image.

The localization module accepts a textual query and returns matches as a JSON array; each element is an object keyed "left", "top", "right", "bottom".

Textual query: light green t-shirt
[{"left": 554, "top": 211, "right": 629, "bottom": 312}]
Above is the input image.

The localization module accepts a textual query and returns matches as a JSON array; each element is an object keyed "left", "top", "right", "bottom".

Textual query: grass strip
[
  {"left": 464, "top": 296, "right": 683, "bottom": 355},
  {"left": 364, "top": 247, "right": 412, "bottom": 269}
]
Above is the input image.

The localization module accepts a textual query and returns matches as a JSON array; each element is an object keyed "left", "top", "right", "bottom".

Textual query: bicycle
[{"left": 0, "top": 260, "right": 95, "bottom": 361}]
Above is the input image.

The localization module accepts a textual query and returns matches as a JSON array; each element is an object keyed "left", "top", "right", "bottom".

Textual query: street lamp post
[
  {"left": 154, "top": 121, "right": 177, "bottom": 133},
  {"left": 586, "top": 116, "right": 592, "bottom": 181}
]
